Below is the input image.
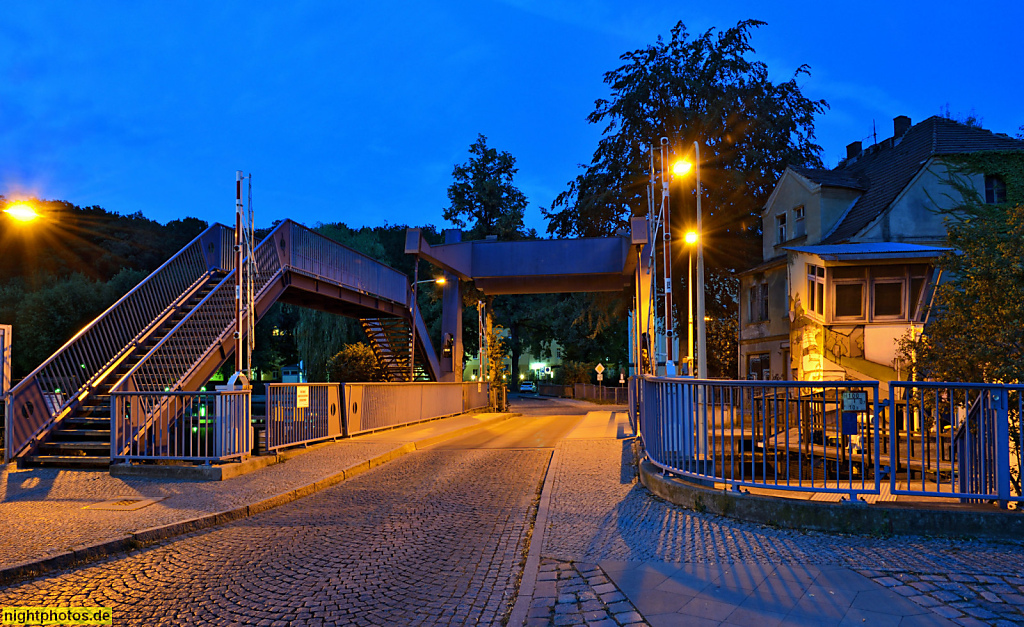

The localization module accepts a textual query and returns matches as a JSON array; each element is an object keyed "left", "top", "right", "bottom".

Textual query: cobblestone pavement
[
  {"left": 0, "top": 438, "right": 399, "bottom": 568},
  {"left": 526, "top": 559, "right": 646, "bottom": 627},
  {"left": 0, "top": 448, "right": 550, "bottom": 625},
  {"left": 538, "top": 437, "right": 1024, "bottom": 626}
]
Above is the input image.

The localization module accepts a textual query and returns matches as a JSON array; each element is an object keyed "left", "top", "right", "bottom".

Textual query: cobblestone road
[
  {"left": 0, "top": 448, "right": 549, "bottom": 625},
  {"left": 540, "top": 436, "right": 1024, "bottom": 626}
]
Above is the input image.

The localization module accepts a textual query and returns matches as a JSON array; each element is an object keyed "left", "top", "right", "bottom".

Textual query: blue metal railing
[
  {"left": 635, "top": 376, "right": 881, "bottom": 501},
  {"left": 885, "top": 381, "right": 1024, "bottom": 506},
  {"left": 636, "top": 376, "right": 1024, "bottom": 507}
]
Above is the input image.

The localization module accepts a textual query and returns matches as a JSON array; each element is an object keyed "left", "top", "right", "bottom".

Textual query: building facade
[{"left": 738, "top": 115, "right": 1024, "bottom": 390}]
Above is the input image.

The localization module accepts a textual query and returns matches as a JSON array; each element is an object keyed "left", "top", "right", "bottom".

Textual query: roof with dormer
[{"left": 818, "top": 116, "right": 1024, "bottom": 243}]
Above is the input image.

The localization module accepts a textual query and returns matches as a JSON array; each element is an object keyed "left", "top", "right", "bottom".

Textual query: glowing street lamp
[
  {"left": 3, "top": 203, "right": 40, "bottom": 224},
  {"left": 672, "top": 160, "right": 693, "bottom": 177}
]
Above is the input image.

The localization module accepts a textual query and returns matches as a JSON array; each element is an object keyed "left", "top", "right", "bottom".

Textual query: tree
[
  {"left": 327, "top": 343, "right": 385, "bottom": 382},
  {"left": 545, "top": 20, "right": 826, "bottom": 254},
  {"left": 444, "top": 134, "right": 529, "bottom": 241}
]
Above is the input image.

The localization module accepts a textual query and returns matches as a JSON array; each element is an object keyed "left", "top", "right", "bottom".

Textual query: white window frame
[
  {"left": 776, "top": 213, "right": 787, "bottom": 244},
  {"left": 793, "top": 205, "right": 806, "bottom": 238},
  {"left": 806, "top": 264, "right": 825, "bottom": 318}
]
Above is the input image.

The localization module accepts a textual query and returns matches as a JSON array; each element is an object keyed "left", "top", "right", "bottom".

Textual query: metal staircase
[
  {"left": 27, "top": 271, "right": 227, "bottom": 467},
  {"left": 361, "top": 317, "right": 431, "bottom": 381},
  {"left": 5, "top": 220, "right": 439, "bottom": 467}
]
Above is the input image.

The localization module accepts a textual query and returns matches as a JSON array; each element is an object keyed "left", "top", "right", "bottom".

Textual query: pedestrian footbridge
[
  {"left": 5, "top": 220, "right": 441, "bottom": 467},
  {"left": 5, "top": 221, "right": 641, "bottom": 468}
]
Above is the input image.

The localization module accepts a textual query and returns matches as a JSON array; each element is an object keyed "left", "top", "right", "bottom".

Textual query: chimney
[
  {"left": 894, "top": 115, "right": 911, "bottom": 138},
  {"left": 846, "top": 141, "right": 862, "bottom": 160}
]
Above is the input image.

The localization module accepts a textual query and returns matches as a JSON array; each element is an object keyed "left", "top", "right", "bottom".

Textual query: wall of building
[{"left": 859, "top": 159, "right": 970, "bottom": 244}]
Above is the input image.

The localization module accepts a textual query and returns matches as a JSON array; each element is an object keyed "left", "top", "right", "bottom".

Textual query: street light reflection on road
[{"left": 4, "top": 203, "right": 41, "bottom": 223}]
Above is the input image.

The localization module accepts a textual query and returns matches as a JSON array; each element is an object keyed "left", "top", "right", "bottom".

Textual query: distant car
[{"left": 520, "top": 381, "right": 537, "bottom": 393}]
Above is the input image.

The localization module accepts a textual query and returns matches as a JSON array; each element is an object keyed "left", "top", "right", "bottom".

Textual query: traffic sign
[
  {"left": 597, "top": 373, "right": 603, "bottom": 382},
  {"left": 595, "top": 363, "right": 605, "bottom": 374}
]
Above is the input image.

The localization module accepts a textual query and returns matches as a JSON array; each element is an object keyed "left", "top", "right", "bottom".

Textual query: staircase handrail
[
  {"left": 287, "top": 221, "right": 409, "bottom": 306},
  {"left": 113, "top": 223, "right": 286, "bottom": 397},
  {"left": 4, "top": 223, "right": 233, "bottom": 462}
]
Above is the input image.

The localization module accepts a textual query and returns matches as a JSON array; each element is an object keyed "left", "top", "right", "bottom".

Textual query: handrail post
[{"left": 995, "top": 388, "right": 1011, "bottom": 509}]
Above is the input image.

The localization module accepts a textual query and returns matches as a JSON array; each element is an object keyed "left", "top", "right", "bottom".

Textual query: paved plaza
[{"left": 0, "top": 396, "right": 1022, "bottom": 625}]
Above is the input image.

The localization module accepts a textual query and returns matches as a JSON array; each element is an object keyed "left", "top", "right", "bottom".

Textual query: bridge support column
[{"left": 440, "top": 229, "right": 463, "bottom": 382}]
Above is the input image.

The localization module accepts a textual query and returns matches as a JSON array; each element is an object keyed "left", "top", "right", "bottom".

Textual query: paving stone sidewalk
[
  {"left": 531, "top": 435, "right": 1024, "bottom": 626},
  {"left": 526, "top": 559, "right": 647, "bottom": 627},
  {"left": 0, "top": 413, "right": 505, "bottom": 569}
]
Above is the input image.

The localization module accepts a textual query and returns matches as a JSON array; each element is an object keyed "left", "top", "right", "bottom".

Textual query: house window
[
  {"left": 747, "top": 282, "right": 769, "bottom": 323},
  {"left": 871, "top": 266, "right": 905, "bottom": 318},
  {"left": 832, "top": 266, "right": 866, "bottom": 320},
  {"left": 776, "top": 214, "right": 787, "bottom": 244},
  {"left": 747, "top": 353, "right": 771, "bottom": 380},
  {"left": 806, "top": 264, "right": 825, "bottom": 316},
  {"left": 909, "top": 264, "right": 930, "bottom": 320},
  {"left": 985, "top": 175, "right": 1007, "bottom": 204},
  {"left": 793, "top": 205, "right": 805, "bottom": 238}
]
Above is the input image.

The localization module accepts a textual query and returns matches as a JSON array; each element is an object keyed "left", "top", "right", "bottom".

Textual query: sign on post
[
  {"left": 595, "top": 363, "right": 605, "bottom": 374},
  {"left": 296, "top": 385, "right": 310, "bottom": 409},
  {"left": 597, "top": 373, "right": 603, "bottom": 382},
  {"left": 841, "top": 391, "right": 867, "bottom": 412}
]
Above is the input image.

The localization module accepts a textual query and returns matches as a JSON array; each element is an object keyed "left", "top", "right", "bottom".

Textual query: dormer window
[
  {"left": 985, "top": 175, "right": 1007, "bottom": 204},
  {"left": 793, "top": 205, "right": 805, "bottom": 238},
  {"left": 776, "top": 214, "right": 787, "bottom": 244}
]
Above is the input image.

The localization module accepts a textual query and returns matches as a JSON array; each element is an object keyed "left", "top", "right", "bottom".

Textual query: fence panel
[
  {"left": 266, "top": 383, "right": 342, "bottom": 452},
  {"left": 344, "top": 382, "right": 489, "bottom": 435},
  {"left": 636, "top": 376, "right": 880, "bottom": 499},
  {"left": 111, "top": 389, "right": 251, "bottom": 463},
  {"left": 886, "top": 382, "right": 1024, "bottom": 505}
]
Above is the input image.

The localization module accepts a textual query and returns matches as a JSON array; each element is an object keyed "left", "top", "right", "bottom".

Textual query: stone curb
[
  {"left": 0, "top": 412, "right": 515, "bottom": 587},
  {"left": 507, "top": 445, "right": 561, "bottom": 626},
  {"left": 639, "top": 458, "right": 1024, "bottom": 538}
]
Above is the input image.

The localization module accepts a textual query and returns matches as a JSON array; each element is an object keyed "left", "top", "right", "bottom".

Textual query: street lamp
[
  {"left": 683, "top": 231, "right": 698, "bottom": 374},
  {"left": 3, "top": 202, "right": 41, "bottom": 224},
  {"left": 669, "top": 143, "right": 707, "bottom": 380}
]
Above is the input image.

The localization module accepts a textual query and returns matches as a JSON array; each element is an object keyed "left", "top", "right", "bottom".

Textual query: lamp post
[
  {"left": 693, "top": 141, "right": 707, "bottom": 380},
  {"left": 684, "top": 231, "right": 698, "bottom": 375}
]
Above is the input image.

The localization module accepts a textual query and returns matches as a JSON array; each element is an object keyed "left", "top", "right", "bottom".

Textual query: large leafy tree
[
  {"left": 545, "top": 19, "right": 826, "bottom": 259},
  {"left": 444, "top": 134, "right": 528, "bottom": 241},
  {"left": 543, "top": 20, "right": 826, "bottom": 377}
]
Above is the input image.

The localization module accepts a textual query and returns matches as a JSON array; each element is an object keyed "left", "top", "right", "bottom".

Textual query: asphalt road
[{"left": 0, "top": 399, "right": 584, "bottom": 626}]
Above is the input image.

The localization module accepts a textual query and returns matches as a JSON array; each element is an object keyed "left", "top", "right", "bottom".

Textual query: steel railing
[
  {"left": 636, "top": 376, "right": 881, "bottom": 500},
  {"left": 290, "top": 224, "right": 408, "bottom": 306},
  {"left": 111, "top": 389, "right": 251, "bottom": 463},
  {"left": 885, "top": 382, "right": 1024, "bottom": 505},
  {"left": 575, "top": 384, "right": 629, "bottom": 404},
  {"left": 4, "top": 224, "right": 233, "bottom": 462},
  {"left": 265, "top": 383, "right": 342, "bottom": 452},
  {"left": 344, "top": 381, "right": 490, "bottom": 435}
]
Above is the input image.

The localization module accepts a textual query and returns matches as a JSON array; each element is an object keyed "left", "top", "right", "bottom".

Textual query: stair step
[
  {"left": 39, "top": 441, "right": 109, "bottom": 451},
  {"left": 27, "top": 455, "right": 109, "bottom": 468},
  {"left": 54, "top": 429, "right": 111, "bottom": 438}
]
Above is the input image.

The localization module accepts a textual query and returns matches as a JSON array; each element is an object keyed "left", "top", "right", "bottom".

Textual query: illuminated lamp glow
[{"left": 4, "top": 203, "right": 40, "bottom": 223}]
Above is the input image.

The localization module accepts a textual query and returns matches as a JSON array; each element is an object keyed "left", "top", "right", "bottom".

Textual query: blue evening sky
[{"left": 2, "top": 1, "right": 1021, "bottom": 233}]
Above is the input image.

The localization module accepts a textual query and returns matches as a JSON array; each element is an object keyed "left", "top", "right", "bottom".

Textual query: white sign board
[
  {"left": 296, "top": 385, "right": 310, "bottom": 409},
  {"left": 597, "top": 373, "right": 603, "bottom": 382},
  {"left": 595, "top": 363, "right": 605, "bottom": 374},
  {"left": 842, "top": 391, "right": 867, "bottom": 412}
]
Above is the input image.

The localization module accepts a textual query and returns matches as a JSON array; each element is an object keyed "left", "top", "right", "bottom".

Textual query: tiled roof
[
  {"left": 791, "top": 167, "right": 866, "bottom": 190},
  {"left": 821, "top": 116, "right": 1024, "bottom": 243}
]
